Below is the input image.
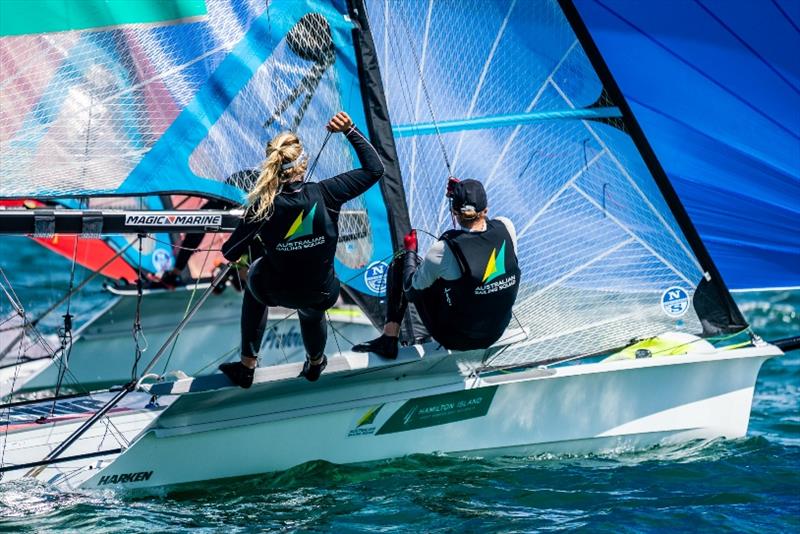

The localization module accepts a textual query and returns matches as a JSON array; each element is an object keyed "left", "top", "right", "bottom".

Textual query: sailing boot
[
  {"left": 219, "top": 361, "right": 255, "bottom": 389},
  {"left": 300, "top": 354, "right": 327, "bottom": 382},
  {"left": 351, "top": 334, "right": 399, "bottom": 360}
]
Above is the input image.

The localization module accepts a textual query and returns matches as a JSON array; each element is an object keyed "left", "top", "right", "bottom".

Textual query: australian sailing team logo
[
  {"left": 276, "top": 203, "right": 325, "bottom": 251},
  {"left": 475, "top": 241, "right": 516, "bottom": 295},
  {"left": 347, "top": 404, "right": 385, "bottom": 437}
]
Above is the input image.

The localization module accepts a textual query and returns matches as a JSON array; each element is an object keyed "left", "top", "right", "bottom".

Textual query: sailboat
[{"left": 0, "top": 0, "right": 791, "bottom": 490}]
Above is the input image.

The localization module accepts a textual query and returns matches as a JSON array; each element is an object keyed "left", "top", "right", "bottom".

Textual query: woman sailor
[
  {"left": 220, "top": 111, "right": 384, "bottom": 388},
  {"left": 353, "top": 178, "right": 520, "bottom": 358}
]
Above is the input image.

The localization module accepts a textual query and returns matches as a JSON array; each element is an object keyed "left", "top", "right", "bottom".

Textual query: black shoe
[
  {"left": 352, "top": 334, "right": 399, "bottom": 360},
  {"left": 300, "top": 355, "right": 327, "bottom": 382},
  {"left": 219, "top": 361, "right": 255, "bottom": 389}
]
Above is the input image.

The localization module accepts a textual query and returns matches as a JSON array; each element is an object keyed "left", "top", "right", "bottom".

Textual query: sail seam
[
  {"left": 526, "top": 237, "right": 636, "bottom": 299},
  {"left": 449, "top": 0, "right": 518, "bottom": 172},
  {"left": 571, "top": 184, "right": 695, "bottom": 287},
  {"left": 484, "top": 40, "right": 579, "bottom": 189},
  {"left": 549, "top": 78, "right": 703, "bottom": 273}
]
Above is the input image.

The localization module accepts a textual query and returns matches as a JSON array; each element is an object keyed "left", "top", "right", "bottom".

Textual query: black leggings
[
  {"left": 240, "top": 261, "right": 340, "bottom": 359},
  {"left": 240, "top": 289, "right": 330, "bottom": 359},
  {"left": 383, "top": 252, "right": 434, "bottom": 337}
]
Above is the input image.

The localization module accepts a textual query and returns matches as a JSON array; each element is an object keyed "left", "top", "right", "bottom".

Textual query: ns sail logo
[{"left": 661, "top": 287, "right": 690, "bottom": 318}]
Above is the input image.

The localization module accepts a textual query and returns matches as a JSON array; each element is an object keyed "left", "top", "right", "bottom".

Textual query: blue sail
[
  {"left": 0, "top": 0, "right": 399, "bottom": 311},
  {"left": 573, "top": 0, "right": 800, "bottom": 290}
]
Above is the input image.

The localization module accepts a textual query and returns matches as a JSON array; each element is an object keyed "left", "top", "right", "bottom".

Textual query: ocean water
[{"left": 0, "top": 244, "right": 798, "bottom": 531}]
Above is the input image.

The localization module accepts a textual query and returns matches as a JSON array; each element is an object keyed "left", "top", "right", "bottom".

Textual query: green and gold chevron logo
[
  {"left": 356, "top": 404, "right": 384, "bottom": 427},
  {"left": 482, "top": 241, "right": 507, "bottom": 284},
  {"left": 284, "top": 203, "right": 317, "bottom": 241}
]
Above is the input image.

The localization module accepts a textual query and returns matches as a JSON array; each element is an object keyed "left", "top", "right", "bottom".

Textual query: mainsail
[{"left": 361, "top": 0, "right": 747, "bottom": 366}]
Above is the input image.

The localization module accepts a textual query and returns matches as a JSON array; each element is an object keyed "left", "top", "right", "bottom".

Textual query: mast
[
  {"left": 558, "top": 0, "right": 747, "bottom": 333},
  {"left": 346, "top": 0, "right": 422, "bottom": 340}
]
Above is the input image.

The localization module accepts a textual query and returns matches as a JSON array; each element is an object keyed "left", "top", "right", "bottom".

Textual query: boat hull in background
[
  {"left": 5, "top": 289, "right": 376, "bottom": 398},
  {"left": 78, "top": 344, "right": 779, "bottom": 491}
]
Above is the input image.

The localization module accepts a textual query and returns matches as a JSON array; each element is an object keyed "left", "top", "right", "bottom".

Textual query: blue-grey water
[{"left": 0, "top": 237, "right": 798, "bottom": 532}]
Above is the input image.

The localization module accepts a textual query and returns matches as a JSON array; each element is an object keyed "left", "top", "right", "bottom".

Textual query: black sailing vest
[
  {"left": 422, "top": 219, "right": 521, "bottom": 351},
  {"left": 252, "top": 183, "right": 339, "bottom": 299}
]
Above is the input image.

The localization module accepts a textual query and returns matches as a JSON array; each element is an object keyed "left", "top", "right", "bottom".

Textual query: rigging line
[
  {"left": 327, "top": 311, "right": 344, "bottom": 358},
  {"left": 0, "top": 315, "right": 28, "bottom": 476},
  {"left": 0, "top": 268, "right": 23, "bottom": 317},
  {"left": 395, "top": 2, "right": 452, "bottom": 176},
  {"left": 51, "top": 232, "right": 81, "bottom": 410},
  {"left": 25, "top": 265, "right": 234, "bottom": 478},
  {"left": 550, "top": 82, "right": 702, "bottom": 273},
  {"left": 159, "top": 237, "right": 214, "bottom": 376},
  {"left": 145, "top": 235, "right": 222, "bottom": 253},
  {"left": 449, "top": 0, "right": 518, "bottom": 172},
  {"left": 131, "top": 236, "right": 146, "bottom": 381},
  {"left": 0, "top": 239, "right": 136, "bottom": 335}
]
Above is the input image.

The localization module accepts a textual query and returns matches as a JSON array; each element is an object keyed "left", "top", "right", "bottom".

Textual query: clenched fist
[{"left": 326, "top": 111, "right": 354, "bottom": 133}]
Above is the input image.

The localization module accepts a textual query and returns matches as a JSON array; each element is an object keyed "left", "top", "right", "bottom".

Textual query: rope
[
  {"left": 50, "top": 235, "right": 80, "bottom": 412},
  {"left": 394, "top": 13, "right": 452, "bottom": 174},
  {"left": 130, "top": 235, "right": 147, "bottom": 380}
]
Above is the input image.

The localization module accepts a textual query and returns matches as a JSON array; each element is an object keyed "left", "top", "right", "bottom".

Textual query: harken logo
[
  {"left": 284, "top": 203, "right": 317, "bottom": 241},
  {"left": 482, "top": 241, "right": 507, "bottom": 284},
  {"left": 98, "top": 470, "right": 153, "bottom": 485}
]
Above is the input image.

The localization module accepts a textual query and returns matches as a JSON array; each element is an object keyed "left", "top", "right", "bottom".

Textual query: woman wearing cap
[
  {"left": 353, "top": 178, "right": 520, "bottom": 358},
  {"left": 220, "top": 111, "right": 384, "bottom": 388}
]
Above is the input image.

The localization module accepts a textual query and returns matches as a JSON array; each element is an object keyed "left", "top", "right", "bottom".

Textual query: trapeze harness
[{"left": 415, "top": 219, "right": 520, "bottom": 351}]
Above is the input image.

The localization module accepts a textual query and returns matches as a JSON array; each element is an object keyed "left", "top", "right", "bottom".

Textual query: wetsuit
[
  {"left": 222, "top": 127, "right": 384, "bottom": 359},
  {"left": 386, "top": 218, "right": 520, "bottom": 351}
]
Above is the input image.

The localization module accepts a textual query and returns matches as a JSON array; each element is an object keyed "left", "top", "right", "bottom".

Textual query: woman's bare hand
[{"left": 326, "top": 111, "right": 354, "bottom": 133}]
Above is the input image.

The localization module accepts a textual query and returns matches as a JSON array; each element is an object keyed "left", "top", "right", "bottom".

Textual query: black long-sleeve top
[{"left": 222, "top": 127, "right": 384, "bottom": 266}]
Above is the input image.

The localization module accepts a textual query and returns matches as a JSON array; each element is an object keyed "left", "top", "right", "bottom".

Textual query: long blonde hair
[{"left": 247, "top": 132, "right": 308, "bottom": 220}]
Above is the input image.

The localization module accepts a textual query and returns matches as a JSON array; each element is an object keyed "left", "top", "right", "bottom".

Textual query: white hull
[
  {"left": 4, "top": 290, "right": 376, "bottom": 398},
  {"left": 68, "top": 341, "right": 778, "bottom": 491},
  {"left": 0, "top": 391, "right": 174, "bottom": 485}
]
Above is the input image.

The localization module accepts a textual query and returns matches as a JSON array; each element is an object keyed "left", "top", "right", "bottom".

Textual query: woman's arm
[
  {"left": 221, "top": 209, "right": 262, "bottom": 262},
  {"left": 319, "top": 115, "right": 384, "bottom": 209}
]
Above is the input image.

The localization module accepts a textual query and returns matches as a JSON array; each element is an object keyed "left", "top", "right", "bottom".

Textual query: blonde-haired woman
[{"left": 220, "top": 112, "right": 384, "bottom": 388}]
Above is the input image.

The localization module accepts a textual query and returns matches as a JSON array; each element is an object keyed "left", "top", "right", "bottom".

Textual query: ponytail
[{"left": 247, "top": 132, "right": 307, "bottom": 221}]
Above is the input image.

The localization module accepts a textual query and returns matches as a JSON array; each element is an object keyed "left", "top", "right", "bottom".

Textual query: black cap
[{"left": 451, "top": 179, "right": 487, "bottom": 212}]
